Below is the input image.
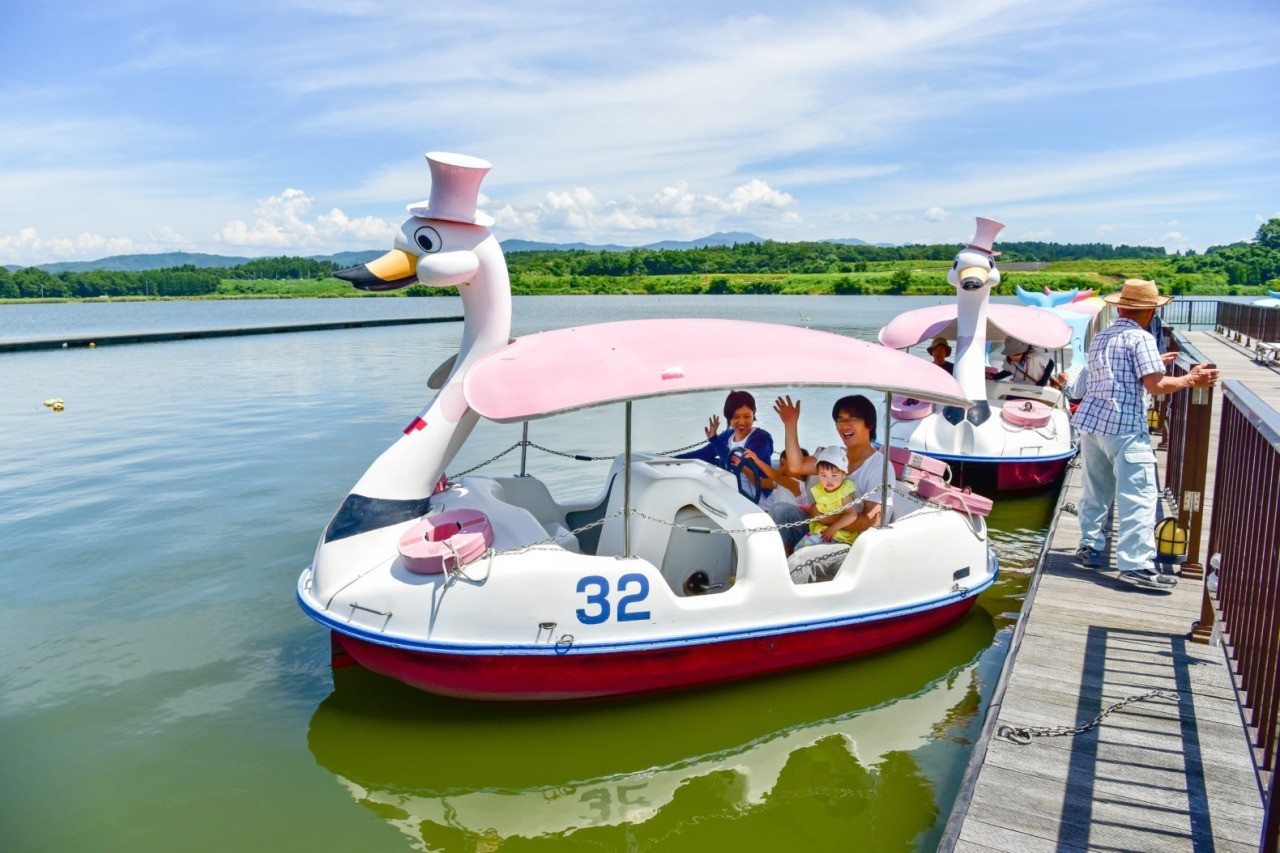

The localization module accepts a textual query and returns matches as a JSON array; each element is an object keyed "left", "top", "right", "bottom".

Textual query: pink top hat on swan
[
  {"left": 965, "top": 217, "right": 1004, "bottom": 257},
  {"left": 407, "top": 151, "right": 496, "bottom": 227}
]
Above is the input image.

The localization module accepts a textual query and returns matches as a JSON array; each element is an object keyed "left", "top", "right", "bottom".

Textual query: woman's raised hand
[
  {"left": 773, "top": 395, "right": 801, "bottom": 427},
  {"left": 704, "top": 415, "right": 721, "bottom": 440}
]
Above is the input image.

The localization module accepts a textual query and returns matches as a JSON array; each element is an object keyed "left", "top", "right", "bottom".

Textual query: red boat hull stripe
[{"left": 333, "top": 595, "right": 977, "bottom": 700}]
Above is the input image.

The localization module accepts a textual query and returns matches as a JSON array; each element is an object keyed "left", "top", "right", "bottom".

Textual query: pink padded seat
[{"left": 915, "top": 478, "right": 993, "bottom": 516}]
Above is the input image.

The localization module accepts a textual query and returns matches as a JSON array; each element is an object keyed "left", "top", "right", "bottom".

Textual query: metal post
[
  {"left": 519, "top": 421, "right": 529, "bottom": 476},
  {"left": 879, "top": 391, "right": 891, "bottom": 528},
  {"left": 1181, "top": 363, "right": 1214, "bottom": 585},
  {"left": 624, "top": 401, "right": 632, "bottom": 557}
]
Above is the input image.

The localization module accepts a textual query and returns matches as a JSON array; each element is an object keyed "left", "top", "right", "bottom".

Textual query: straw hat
[
  {"left": 928, "top": 336, "right": 950, "bottom": 352},
  {"left": 1102, "top": 279, "right": 1172, "bottom": 309}
]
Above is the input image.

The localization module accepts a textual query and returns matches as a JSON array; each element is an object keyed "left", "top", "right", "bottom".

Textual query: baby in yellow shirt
[{"left": 798, "top": 446, "right": 859, "bottom": 547}]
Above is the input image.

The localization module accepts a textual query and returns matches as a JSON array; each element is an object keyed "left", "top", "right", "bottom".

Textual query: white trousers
[{"left": 1077, "top": 431, "right": 1159, "bottom": 574}]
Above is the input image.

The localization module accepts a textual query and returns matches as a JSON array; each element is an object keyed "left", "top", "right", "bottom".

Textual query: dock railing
[
  {"left": 1195, "top": 377, "right": 1280, "bottom": 851},
  {"left": 1217, "top": 302, "right": 1280, "bottom": 348},
  {"left": 1159, "top": 332, "right": 1215, "bottom": 582},
  {"left": 1160, "top": 299, "right": 1222, "bottom": 330}
]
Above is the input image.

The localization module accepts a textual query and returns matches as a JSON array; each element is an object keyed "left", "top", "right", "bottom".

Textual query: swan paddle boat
[
  {"left": 877, "top": 218, "right": 1075, "bottom": 493},
  {"left": 296, "top": 152, "right": 999, "bottom": 701}
]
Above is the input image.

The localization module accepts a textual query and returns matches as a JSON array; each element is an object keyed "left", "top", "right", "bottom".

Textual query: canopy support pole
[
  {"left": 880, "top": 391, "right": 892, "bottom": 529},
  {"left": 520, "top": 422, "right": 529, "bottom": 476},
  {"left": 624, "top": 402, "right": 633, "bottom": 557}
]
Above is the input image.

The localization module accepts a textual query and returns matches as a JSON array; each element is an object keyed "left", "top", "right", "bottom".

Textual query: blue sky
[{"left": 2, "top": 0, "right": 1278, "bottom": 265}]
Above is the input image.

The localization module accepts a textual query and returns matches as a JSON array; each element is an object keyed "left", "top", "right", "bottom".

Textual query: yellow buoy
[
  {"left": 43, "top": 398, "right": 56, "bottom": 407},
  {"left": 88, "top": 342, "right": 96, "bottom": 348},
  {"left": 52, "top": 403, "right": 65, "bottom": 411}
]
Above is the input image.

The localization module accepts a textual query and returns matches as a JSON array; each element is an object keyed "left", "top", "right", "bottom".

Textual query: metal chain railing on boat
[
  {"left": 438, "top": 482, "right": 977, "bottom": 587},
  {"left": 448, "top": 439, "right": 708, "bottom": 478},
  {"left": 467, "top": 487, "right": 908, "bottom": 564},
  {"left": 996, "top": 689, "right": 1181, "bottom": 745}
]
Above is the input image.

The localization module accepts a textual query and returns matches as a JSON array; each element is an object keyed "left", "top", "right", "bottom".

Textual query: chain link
[
  {"left": 448, "top": 439, "right": 708, "bottom": 478},
  {"left": 997, "top": 689, "right": 1180, "bottom": 745}
]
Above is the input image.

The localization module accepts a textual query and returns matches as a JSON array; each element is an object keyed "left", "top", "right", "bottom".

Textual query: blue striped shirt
[{"left": 1072, "top": 318, "right": 1164, "bottom": 435}]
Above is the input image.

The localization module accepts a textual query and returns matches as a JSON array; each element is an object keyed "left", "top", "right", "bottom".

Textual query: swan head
[
  {"left": 334, "top": 216, "right": 488, "bottom": 291},
  {"left": 948, "top": 247, "right": 1001, "bottom": 293},
  {"left": 948, "top": 216, "right": 1004, "bottom": 293},
  {"left": 333, "top": 150, "right": 495, "bottom": 291}
]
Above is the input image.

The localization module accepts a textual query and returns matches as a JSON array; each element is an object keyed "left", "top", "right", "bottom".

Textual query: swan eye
[{"left": 413, "top": 225, "right": 442, "bottom": 254}]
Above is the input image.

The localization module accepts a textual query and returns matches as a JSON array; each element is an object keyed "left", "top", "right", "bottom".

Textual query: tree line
[
  {"left": 4, "top": 222, "right": 1278, "bottom": 299},
  {"left": 504, "top": 239, "right": 1167, "bottom": 278},
  {"left": 1165, "top": 218, "right": 1280, "bottom": 289},
  {"left": 0, "top": 257, "right": 340, "bottom": 299}
]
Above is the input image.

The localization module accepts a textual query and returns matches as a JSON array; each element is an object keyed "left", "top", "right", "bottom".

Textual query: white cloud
[
  {"left": 1019, "top": 229, "right": 1056, "bottom": 241},
  {"left": 923, "top": 206, "right": 950, "bottom": 222},
  {"left": 1161, "top": 230, "right": 1190, "bottom": 248},
  {"left": 0, "top": 227, "right": 155, "bottom": 266},
  {"left": 215, "top": 189, "right": 395, "bottom": 249},
  {"left": 486, "top": 178, "right": 796, "bottom": 239},
  {"left": 1096, "top": 225, "right": 1115, "bottom": 234}
]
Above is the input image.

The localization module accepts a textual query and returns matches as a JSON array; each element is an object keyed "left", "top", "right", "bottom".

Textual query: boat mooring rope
[{"left": 996, "top": 689, "right": 1181, "bottom": 745}]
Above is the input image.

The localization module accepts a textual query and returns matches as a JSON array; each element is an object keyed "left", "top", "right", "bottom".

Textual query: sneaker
[
  {"left": 1118, "top": 569, "right": 1177, "bottom": 588},
  {"left": 1076, "top": 546, "right": 1102, "bottom": 568}
]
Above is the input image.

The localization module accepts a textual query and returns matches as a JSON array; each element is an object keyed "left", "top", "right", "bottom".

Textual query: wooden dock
[
  {"left": 0, "top": 315, "right": 462, "bottom": 352},
  {"left": 944, "top": 330, "right": 1278, "bottom": 851}
]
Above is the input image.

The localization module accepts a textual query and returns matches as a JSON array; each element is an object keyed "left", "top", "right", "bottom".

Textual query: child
[
  {"left": 797, "top": 446, "right": 859, "bottom": 548},
  {"left": 742, "top": 446, "right": 809, "bottom": 513}
]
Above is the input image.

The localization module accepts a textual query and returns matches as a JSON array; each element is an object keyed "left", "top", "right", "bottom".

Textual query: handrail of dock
[
  {"left": 1159, "top": 331, "right": 1216, "bottom": 582},
  {"left": 0, "top": 315, "right": 463, "bottom": 352},
  {"left": 1204, "top": 378, "right": 1280, "bottom": 851},
  {"left": 1217, "top": 302, "right": 1280, "bottom": 348},
  {"left": 1160, "top": 299, "right": 1221, "bottom": 329}
]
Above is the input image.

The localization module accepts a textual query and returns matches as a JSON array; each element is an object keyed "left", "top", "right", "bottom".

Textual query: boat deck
[{"left": 944, "top": 330, "right": 1276, "bottom": 851}]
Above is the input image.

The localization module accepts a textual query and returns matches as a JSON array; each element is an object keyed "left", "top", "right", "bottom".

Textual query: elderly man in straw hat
[{"left": 1073, "top": 279, "right": 1219, "bottom": 588}]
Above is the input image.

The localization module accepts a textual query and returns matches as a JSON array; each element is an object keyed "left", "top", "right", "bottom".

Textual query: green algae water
[{"left": 0, "top": 296, "right": 1053, "bottom": 851}]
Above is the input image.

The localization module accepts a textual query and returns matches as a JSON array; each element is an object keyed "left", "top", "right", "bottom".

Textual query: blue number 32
[{"left": 576, "top": 573, "right": 651, "bottom": 624}]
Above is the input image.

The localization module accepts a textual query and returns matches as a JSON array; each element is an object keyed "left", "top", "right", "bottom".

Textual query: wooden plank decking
[{"left": 945, "top": 329, "right": 1277, "bottom": 852}]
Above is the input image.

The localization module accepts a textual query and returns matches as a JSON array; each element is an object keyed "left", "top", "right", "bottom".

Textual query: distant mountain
[
  {"left": 640, "top": 231, "right": 767, "bottom": 250},
  {"left": 500, "top": 239, "right": 632, "bottom": 253},
  {"left": 499, "top": 232, "right": 768, "bottom": 253},
  {"left": 32, "top": 252, "right": 255, "bottom": 273},
  {"left": 316, "top": 250, "right": 384, "bottom": 268},
  {"left": 7, "top": 232, "right": 883, "bottom": 272}
]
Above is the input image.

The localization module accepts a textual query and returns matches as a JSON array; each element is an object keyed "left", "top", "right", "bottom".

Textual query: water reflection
[{"left": 307, "top": 606, "right": 996, "bottom": 851}]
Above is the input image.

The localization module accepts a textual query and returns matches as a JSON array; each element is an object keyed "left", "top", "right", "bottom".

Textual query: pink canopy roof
[
  {"left": 463, "top": 319, "right": 970, "bottom": 423},
  {"left": 877, "top": 303, "right": 1072, "bottom": 350}
]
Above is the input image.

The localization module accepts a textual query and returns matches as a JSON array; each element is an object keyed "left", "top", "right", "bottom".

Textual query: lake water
[{"left": 0, "top": 295, "right": 1056, "bottom": 851}]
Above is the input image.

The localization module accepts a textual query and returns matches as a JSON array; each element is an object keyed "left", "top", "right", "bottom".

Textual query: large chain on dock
[{"left": 997, "top": 689, "right": 1181, "bottom": 745}]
